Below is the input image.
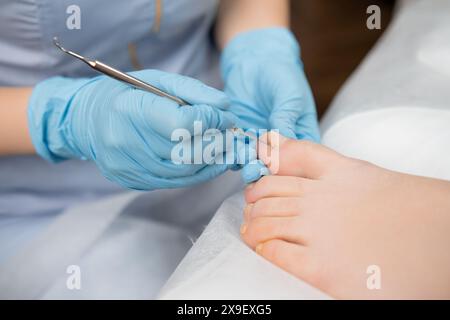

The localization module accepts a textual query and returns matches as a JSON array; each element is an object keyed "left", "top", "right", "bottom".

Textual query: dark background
[{"left": 291, "top": 0, "right": 396, "bottom": 117}]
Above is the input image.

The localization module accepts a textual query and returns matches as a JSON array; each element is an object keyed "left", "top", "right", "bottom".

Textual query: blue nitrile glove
[
  {"left": 221, "top": 27, "right": 320, "bottom": 183},
  {"left": 28, "top": 70, "right": 237, "bottom": 190}
]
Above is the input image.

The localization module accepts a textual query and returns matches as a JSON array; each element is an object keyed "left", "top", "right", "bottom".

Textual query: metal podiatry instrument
[
  {"left": 53, "top": 37, "right": 256, "bottom": 139},
  {"left": 53, "top": 37, "right": 187, "bottom": 106}
]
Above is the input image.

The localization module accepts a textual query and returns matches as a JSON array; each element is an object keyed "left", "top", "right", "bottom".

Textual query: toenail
[
  {"left": 240, "top": 224, "right": 247, "bottom": 234},
  {"left": 256, "top": 243, "right": 263, "bottom": 254}
]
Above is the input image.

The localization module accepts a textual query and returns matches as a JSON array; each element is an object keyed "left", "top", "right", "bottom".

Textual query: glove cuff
[
  {"left": 28, "top": 76, "right": 92, "bottom": 162},
  {"left": 220, "top": 27, "right": 301, "bottom": 79}
]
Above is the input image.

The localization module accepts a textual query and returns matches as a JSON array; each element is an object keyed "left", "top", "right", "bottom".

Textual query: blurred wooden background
[{"left": 290, "top": 0, "right": 396, "bottom": 117}]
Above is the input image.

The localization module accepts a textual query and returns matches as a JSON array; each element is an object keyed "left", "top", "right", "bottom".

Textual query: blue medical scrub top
[{"left": 0, "top": 0, "right": 221, "bottom": 261}]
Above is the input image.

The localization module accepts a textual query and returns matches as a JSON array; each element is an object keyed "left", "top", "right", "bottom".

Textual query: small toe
[
  {"left": 257, "top": 239, "right": 323, "bottom": 289},
  {"left": 241, "top": 216, "right": 306, "bottom": 249}
]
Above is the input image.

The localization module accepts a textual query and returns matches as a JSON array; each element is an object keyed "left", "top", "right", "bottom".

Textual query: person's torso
[{"left": 0, "top": 0, "right": 220, "bottom": 86}]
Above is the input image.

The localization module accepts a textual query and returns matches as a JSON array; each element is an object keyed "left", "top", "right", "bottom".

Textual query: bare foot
[{"left": 240, "top": 132, "right": 450, "bottom": 299}]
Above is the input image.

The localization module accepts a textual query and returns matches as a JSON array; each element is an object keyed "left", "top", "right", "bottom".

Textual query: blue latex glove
[
  {"left": 221, "top": 27, "right": 320, "bottom": 183},
  {"left": 28, "top": 70, "right": 237, "bottom": 190}
]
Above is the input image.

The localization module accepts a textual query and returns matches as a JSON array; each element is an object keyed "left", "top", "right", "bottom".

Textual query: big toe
[{"left": 257, "top": 131, "right": 342, "bottom": 179}]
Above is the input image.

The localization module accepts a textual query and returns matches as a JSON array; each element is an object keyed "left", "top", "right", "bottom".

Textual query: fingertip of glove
[
  {"left": 270, "top": 125, "right": 296, "bottom": 140},
  {"left": 241, "top": 160, "right": 270, "bottom": 184}
]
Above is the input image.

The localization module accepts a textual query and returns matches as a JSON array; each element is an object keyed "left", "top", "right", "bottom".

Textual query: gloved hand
[
  {"left": 221, "top": 27, "right": 320, "bottom": 183},
  {"left": 28, "top": 70, "right": 237, "bottom": 190}
]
